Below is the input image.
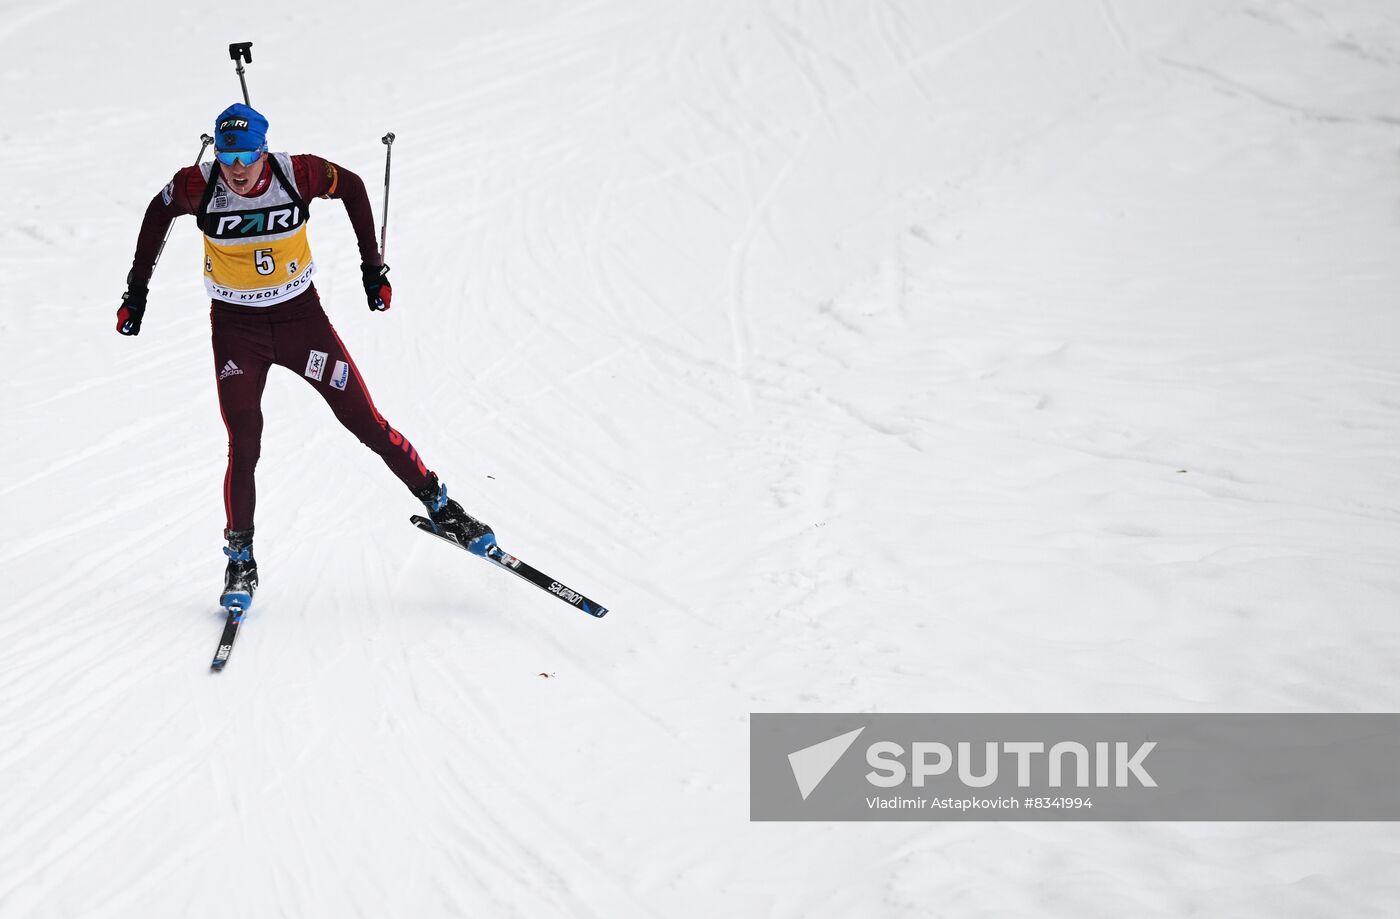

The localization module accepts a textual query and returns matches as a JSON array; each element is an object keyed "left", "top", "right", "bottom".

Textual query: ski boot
[
  {"left": 413, "top": 476, "right": 494, "bottom": 554},
  {"left": 220, "top": 527, "right": 259, "bottom": 612}
]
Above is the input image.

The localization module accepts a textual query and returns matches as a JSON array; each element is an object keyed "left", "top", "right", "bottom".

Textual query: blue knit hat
[{"left": 213, "top": 103, "right": 268, "bottom": 151}]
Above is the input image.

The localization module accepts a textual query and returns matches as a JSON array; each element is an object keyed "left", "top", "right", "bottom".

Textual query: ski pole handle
[
  {"left": 379, "top": 132, "right": 395, "bottom": 261},
  {"left": 229, "top": 42, "right": 253, "bottom": 105},
  {"left": 152, "top": 133, "right": 214, "bottom": 271}
]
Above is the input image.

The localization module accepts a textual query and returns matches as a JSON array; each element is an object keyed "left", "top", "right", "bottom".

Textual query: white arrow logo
[{"left": 788, "top": 727, "right": 865, "bottom": 800}]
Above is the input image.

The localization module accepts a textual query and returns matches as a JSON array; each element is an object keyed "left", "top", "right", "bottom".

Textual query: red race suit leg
[
  {"left": 270, "top": 298, "right": 435, "bottom": 492},
  {"left": 211, "top": 306, "right": 274, "bottom": 533}
]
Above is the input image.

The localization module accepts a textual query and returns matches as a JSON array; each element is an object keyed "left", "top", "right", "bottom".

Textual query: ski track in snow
[{"left": 3, "top": 0, "right": 1400, "bottom": 916}]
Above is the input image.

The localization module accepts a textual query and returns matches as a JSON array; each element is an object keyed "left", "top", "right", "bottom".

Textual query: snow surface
[{"left": 4, "top": 0, "right": 1400, "bottom": 916}]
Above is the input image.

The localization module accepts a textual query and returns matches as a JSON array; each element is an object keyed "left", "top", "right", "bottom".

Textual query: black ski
[
  {"left": 210, "top": 604, "right": 249, "bottom": 671},
  {"left": 410, "top": 515, "right": 609, "bottom": 618}
]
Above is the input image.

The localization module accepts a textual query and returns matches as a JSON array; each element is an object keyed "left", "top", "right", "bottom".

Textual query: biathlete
[{"left": 118, "top": 102, "right": 491, "bottom": 610}]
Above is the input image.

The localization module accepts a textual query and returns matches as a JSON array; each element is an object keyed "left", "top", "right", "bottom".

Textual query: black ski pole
[
  {"left": 229, "top": 42, "right": 253, "bottom": 104},
  {"left": 151, "top": 133, "right": 214, "bottom": 272},
  {"left": 380, "top": 132, "right": 395, "bottom": 260}
]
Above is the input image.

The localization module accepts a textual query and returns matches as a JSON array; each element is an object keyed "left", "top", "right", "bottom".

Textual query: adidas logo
[{"left": 219, "top": 360, "right": 245, "bottom": 380}]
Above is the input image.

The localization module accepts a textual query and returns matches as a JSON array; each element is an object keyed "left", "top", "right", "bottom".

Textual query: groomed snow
[{"left": 3, "top": 1, "right": 1399, "bottom": 916}]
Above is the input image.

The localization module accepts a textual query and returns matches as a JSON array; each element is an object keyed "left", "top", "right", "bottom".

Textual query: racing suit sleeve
[
  {"left": 294, "top": 154, "right": 382, "bottom": 267},
  {"left": 128, "top": 166, "right": 202, "bottom": 286}
]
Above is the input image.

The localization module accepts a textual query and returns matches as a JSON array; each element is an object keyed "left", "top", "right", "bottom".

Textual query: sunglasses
[{"left": 215, "top": 148, "right": 265, "bottom": 167}]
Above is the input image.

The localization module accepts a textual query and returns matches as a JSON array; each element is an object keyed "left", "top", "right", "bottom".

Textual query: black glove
[
  {"left": 361, "top": 262, "right": 392, "bottom": 311},
  {"left": 116, "top": 275, "right": 148, "bottom": 336}
]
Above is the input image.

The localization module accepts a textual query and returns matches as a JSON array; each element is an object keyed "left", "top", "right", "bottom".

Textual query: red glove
[
  {"left": 117, "top": 278, "right": 148, "bottom": 335},
  {"left": 361, "top": 263, "right": 392, "bottom": 311}
]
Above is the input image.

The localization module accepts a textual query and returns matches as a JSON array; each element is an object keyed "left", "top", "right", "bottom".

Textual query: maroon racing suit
[{"left": 128, "top": 154, "right": 434, "bottom": 533}]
